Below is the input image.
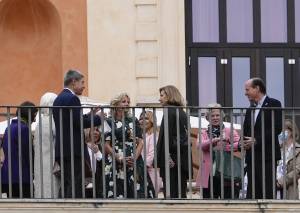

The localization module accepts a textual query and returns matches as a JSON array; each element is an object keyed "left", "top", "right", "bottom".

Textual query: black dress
[
  {"left": 156, "top": 107, "right": 191, "bottom": 198},
  {"left": 104, "top": 116, "right": 155, "bottom": 198}
]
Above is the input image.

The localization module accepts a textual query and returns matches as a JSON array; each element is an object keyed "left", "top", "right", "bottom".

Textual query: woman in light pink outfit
[
  {"left": 139, "top": 111, "right": 163, "bottom": 195},
  {"left": 195, "top": 103, "right": 240, "bottom": 199}
]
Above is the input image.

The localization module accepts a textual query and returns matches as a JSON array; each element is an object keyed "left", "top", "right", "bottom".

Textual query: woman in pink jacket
[
  {"left": 196, "top": 103, "right": 240, "bottom": 199},
  {"left": 139, "top": 110, "right": 163, "bottom": 196}
]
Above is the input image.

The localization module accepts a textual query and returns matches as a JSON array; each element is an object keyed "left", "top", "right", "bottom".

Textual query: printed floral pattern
[{"left": 104, "top": 116, "right": 155, "bottom": 198}]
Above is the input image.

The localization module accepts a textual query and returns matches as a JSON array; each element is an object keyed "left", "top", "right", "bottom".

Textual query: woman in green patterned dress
[{"left": 103, "top": 93, "right": 155, "bottom": 198}]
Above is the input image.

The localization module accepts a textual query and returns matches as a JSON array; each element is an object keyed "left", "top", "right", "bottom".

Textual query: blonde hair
[
  {"left": 140, "top": 110, "right": 155, "bottom": 134},
  {"left": 110, "top": 92, "right": 131, "bottom": 117},
  {"left": 205, "top": 103, "right": 225, "bottom": 120},
  {"left": 159, "top": 85, "right": 185, "bottom": 106},
  {"left": 285, "top": 119, "right": 299, "bottom": 142}
]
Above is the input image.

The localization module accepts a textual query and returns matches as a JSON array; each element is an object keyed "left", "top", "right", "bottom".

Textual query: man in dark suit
[
  {"left": 243, "top": 77, "right": 282, "bottom": 199},
  {"left": 53, "top": 69, "right": 102, "bottom": 198}
]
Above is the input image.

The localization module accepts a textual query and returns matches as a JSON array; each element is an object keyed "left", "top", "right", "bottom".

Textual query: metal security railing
[{"left": 0, "top": 105, "right": 300, "bottom": 200}]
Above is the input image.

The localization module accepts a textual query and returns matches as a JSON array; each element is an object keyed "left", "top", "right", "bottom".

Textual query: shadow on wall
[{"left": 0, "top": 0, "right": 62, "bottom": 106}]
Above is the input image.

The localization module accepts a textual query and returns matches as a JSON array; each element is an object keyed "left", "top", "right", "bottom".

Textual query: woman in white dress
[{"left": 34, "top": 92, "right": 60, "bottom": 198}]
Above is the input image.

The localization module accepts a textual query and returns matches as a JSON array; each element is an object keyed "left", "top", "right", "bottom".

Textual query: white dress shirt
[
  {"left": 255, "top": 95, "right": 267, "bottom": 123},
  {"left": 88, "top": 148, "right": 102, "bottom": 172}
]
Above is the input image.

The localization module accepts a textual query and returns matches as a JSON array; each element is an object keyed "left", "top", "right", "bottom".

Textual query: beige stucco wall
[{"left": 87, "top": 0, "right": 186, "bottom": 105}]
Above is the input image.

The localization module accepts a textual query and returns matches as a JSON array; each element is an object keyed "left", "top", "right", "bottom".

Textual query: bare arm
[
  {"left": 135, "top": 138, "right": 144, "bottom": 160},
  {"left": 126, "top": 138, "right": 144, "bottom": 167},
  {"left": 104, "top": 141, "right": 113, "bottom": 156}
]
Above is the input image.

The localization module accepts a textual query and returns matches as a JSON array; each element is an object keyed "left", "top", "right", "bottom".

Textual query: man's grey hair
[{"left": 64, "top": 69, "right": 84, "bottom": 87}]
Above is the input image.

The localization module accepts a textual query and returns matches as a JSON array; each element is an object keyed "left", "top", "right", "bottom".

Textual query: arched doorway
[{"left": 0, "top": 0, "right": 62, "bottom": 107}]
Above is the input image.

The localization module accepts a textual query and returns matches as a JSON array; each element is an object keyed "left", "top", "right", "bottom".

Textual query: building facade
[
  {"left": 0, "top": 0, "right": 185, "bottom": 106},
  {"left": 186, "top": 0, "right": 300, "bottom": 108},
  {"left": 0, "top": 0, "right": 299, "bottom": 108}
]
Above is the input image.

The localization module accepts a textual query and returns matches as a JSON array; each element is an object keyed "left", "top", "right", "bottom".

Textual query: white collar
[
  {"left": 64, "top": 87, "right": 75, "bottom": 95},
  {"left": 257, "top": 95, "right": 267, "bottom": 106}
]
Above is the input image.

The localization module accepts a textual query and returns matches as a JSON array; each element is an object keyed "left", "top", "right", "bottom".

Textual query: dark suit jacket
[
  {"left": 156, "top": 107, "right": 191, "bottom": 174},
  {"left": 53, "top": 89, "right": 101, "bottom": 161},
  {"left": 243, "top": 96, "right": 282, "bottom": 165}
]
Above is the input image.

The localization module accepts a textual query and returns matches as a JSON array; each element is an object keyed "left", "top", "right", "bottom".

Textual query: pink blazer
[
  {"left": 141, "top": 132, "right": 163, "bottom": 193},
  {"left": 195, "top": 127, "right": 240, "bottom": 188}
]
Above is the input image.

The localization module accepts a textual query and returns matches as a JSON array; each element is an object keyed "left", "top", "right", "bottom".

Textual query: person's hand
[
  {"left": 95, "top": 107, "right": 107, "bottom": 118},
  {"left": 125, "top": 156, "right": 134, "bottom": 167},
  {"left": 214, "top": 138, "right": 229, "bottom": 150},
  {"left": 277, "top": 178, "right": 283, "bottom": 188},
  {"left": 169, "top": 156, "right": 175, "bottom": 168},
  {"left": 87, "top": 143, "right": 99, "bottom": 153},
  {"left": 243, "top": 136, "right": 256, "bottom": 150},
  {"left": 211, "top": 137, "right": 220, "bottom": 146}
]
